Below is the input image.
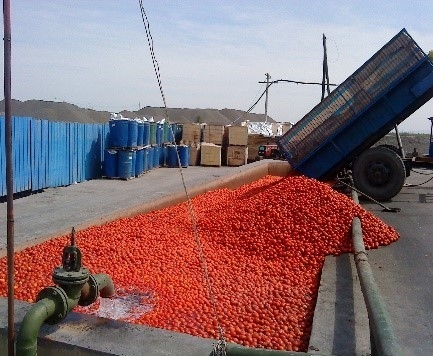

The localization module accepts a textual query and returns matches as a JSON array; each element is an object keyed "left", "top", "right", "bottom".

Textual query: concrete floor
[
  {"left": 309, "top": 165, "right": 433, "bottom": 355},
  {"left": 1, "top": 161, "right": 432, "bottom": 354},
  {"left": 0, "top": 162, "right": 273, "bottom": 254}
]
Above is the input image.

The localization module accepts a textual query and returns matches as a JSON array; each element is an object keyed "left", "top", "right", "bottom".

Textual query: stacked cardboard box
[
  {"left": 226, "top": 146, "right": 248, "bottom": 166},
  {"left": 202, "top": 125, "right": 225, "bottom": 145},
  {"left": 200, "top": 143, "right": 221, "bottom": 166},
  {"left": 189, "top": 143, "right": 201, "bottom": 166},
  {"left": 226, "top": 126, "right": 248, "bottom": 146},
  {"left": 225, "top": 126, "right": 249, "bottom": 166},
  {"left": 181, "top": 123, "right": 201, "bottom": 144}
]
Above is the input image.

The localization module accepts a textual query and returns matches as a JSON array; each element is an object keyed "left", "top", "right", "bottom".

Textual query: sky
[{"left": 2, "top": 1, "right": 433, "bottom": 132}]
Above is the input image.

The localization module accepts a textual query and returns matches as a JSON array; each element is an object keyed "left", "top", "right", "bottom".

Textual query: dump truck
[{"left": 277, "top": 28, "right": 433, "bottom": 201}]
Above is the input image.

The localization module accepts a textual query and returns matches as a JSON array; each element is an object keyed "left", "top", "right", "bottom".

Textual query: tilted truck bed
[{"left": 277, "top": 28, "right": 433, "bottom": 179}]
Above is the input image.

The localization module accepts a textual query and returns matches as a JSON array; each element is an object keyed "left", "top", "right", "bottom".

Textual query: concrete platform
[
  {"left": 0, "top": 160, "right": 288, "bottom": 355},
  {"left": 309, "top": 168, "right": 433, "bottom": 355},
  {"left": 2, "top": 161, "right": 432, "bottom": 355}
]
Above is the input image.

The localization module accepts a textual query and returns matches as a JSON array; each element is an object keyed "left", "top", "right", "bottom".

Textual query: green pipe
[
  {"left": 352, "top": 217, "right": 403, "bottom": 355},
  {"left": 225, "top": 343, "right": 317, "bottom": 356},
  {"left": 16, "top": 273, "right": 114, "bottom": 356},
  {"left": 93, "top": 273, "right": 115, "bottom": 298},
  {"left": 16, "top": 297, "right": 57, "bottom": 356}
]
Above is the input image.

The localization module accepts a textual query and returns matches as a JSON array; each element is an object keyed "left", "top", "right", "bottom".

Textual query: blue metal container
[
  {"left": 163, "top": 122, "right": 171, "bottom": 143},
  {"left": 173, "top": 124, "right": 182, "bottom": 144},
  {"left": 160, "top": 146, "right": 166, "bottom": 167},
  {"left": 109, "top": 119, "right": 129, "bottom": 147},
  {"left": 156, "top": 124, "right": 163, "bottom": 146},
  {"left": 166, "top": 145, "right": 178, "bottom": 168},
  {"left": 143, "top": 147, "right": 149, "bottom": 172},
  {"left": 117, "top": 150, "right": 133, "bottom": 179},
  {"left": 131, "top": 150, "right": 137, "bottom": 177},
  {"left": 149, "top": 123, "right": 157, "bottom": 145},
  {"left": 153, "top": 146, "right": 160, "bottom": 168},
  {"left": 104, "top": 149, "right": 118, "bottom": 177},
  {"left": 136, "top": 149, "right": 144, "bottom": 176},
  {"left": 128, "top": 120, "right": 138, "bottom": 147},
  {"left": 143, "top": 122, "right": 150, "bottom": 146},
  {"left": 177, "top": 145, "right": 190, "bottom": 168},
  {"left": 148, "top": 146, "right": 155, "bottom": 170},
  {"left": 137, "top": 122, "right": 144, "bottom": 146}
]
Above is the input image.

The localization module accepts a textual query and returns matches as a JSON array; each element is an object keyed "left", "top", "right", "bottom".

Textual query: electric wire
[
  {"left": 230, "top": 81, "right": 274, "bottom": 125},
  {"left": 138, "top": 1, "right": 226, "bottom": 350},
  {"left": 404, "top": 167, "right": 433, "bottom": 187}
]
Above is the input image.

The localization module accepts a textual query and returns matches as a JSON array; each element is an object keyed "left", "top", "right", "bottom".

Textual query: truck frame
[{"left": 277, "top": 28, "right": 433, "bottom": 201}]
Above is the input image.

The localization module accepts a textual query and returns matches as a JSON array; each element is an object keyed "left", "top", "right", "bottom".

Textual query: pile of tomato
[{"left": 0, "top": 175, "right": 399, "bottom": 351}]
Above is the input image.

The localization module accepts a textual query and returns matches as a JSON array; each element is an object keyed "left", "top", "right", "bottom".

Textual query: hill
[{"left": 0, "top": 99, "right": 274, "bottom": 125}]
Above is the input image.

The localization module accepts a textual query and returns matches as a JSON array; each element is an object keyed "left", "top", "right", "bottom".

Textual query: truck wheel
[
  {"left": 377, "top": 144, "right": 401, "bottom": 156},
  {"left": 353, "top": 146, "right": 406, "bottom": 201},
  {"left": 377, "top": 144, "right": 411, "bottom": 177}
]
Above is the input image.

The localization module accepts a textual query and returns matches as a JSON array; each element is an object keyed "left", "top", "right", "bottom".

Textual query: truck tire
[
  {"left": 377, "top": 144, "right": 401, "bottom": 156},
  {"left": 352, "top": 146, "right": 406, "bottom": 201},
  {"left": 377, "top": 144, "right": 411, "bottom": 177}
]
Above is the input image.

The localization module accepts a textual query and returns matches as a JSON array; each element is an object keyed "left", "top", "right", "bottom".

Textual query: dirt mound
[{"left": 0, "top": 99, "right": 274, "bottom": 126}]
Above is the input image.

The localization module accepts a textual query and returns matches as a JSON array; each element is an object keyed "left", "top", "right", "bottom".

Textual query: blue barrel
[
  {"left": 131, "top": 151, "right": 137, "bottom": 177},
  {"left": 160, "top": 146, "right": 166, "bottom": 167},
  {"left": 137, "top": 122, "right": 144, "bottom": 146},
  {"left": 170, "top": 123, "right": 177, "bottom": 143},
  {"left": 156, "top": 124, "right": 163, "bottom": 146},
  {"left": 109, "top": 119, "right": 129, "bottom": 147},
  {"left": 143, "top": 147, "right": 149, "bottom": 172},
  {"left": 163, "top": 122, "right": 171, "bottom": 143},
  {"left": 128, "top": 121, "right": 138, "bottom": 147},
  {"left": 148, "top": 147, "right": 155, "bottom": 170},
  {"left": 166, "top": 145, "right": 178, "bottom": 168},
  {"left": 143, "top": 122, "right": 150, "bottom": 146},
  {"left": 153, "top": 147, "right": 160, "bottom": 168},
  {"left": 104, "top": 149, "right": 118, "bottom": 177},
  {"left": 118, "top": 150, "right": 133, "bottom": 179},
  {"left": 149, "top": 123, "right": 157, "bottom": 145},
  {"left": 174, "top": 124, "right": 183, "bottom": 144},
  {"left": 136, "top": 149, "right": 144, "bottom": 176},
  {"left": 177, "top": 145, "right": 190, "bottom": 168}
]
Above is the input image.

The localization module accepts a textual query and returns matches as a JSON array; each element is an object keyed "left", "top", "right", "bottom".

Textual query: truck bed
[{"left": 278, "top": 29, "right": 433, "bottom": 179}]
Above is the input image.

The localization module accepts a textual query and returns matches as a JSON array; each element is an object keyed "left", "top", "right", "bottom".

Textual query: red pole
[{"left": 3, "top": 0, "right": 15, "bottom": 355}]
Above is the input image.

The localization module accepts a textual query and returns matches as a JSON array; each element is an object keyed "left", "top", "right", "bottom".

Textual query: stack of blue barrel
[{"left": 103, "top": 116, "right": 187, "bottom": 179}]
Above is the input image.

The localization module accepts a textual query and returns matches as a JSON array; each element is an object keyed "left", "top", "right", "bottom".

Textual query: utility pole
[
  {"left": 264, "top": 73, "right": 271, "bottom": 123},
  {"left": 321, "top": 34, "right": 331, "bottom": 101}
]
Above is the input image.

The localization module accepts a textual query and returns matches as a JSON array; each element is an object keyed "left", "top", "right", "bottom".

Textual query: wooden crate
[
  {"left": 226, "top": 126, "right": 248, "bottom": 146},
  {"left": 200, "top": 143, "right": 221, "bottom": 166},
  {"left": 202, "top": 125, "right": 225, "bottom": 145},
  {"left": 182, "top": 123, "right": 201, "bottom": 143},
  {"left": 189, "top": 143, "right": 201, "bottom": 166},
  {"left": 226, "top": 146, "right": 248, "bottom": 166}
]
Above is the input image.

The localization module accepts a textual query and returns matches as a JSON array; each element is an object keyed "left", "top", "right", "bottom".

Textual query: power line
[{"left": 258, "top": 78, "right": 338, "bottom": 87}]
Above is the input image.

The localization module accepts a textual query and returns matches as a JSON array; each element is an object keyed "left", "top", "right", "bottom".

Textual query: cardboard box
[
  {"left": 226, "top": 126, "right": 248, "bottom": 146},
  {"left": 189, "top": 143, "right": 201, "bottom": 166},
  {"left": 202, "top": 125, "right": 225, "bottom": 145},
  {"left": 200, "top": 143, "right": 221, "bottom": 166},
  {"left": 182, "top": 123, "right": 201, "bottom": 143},
  {"left": 226, "top": 146, "right": 248, "bottom": 166}
]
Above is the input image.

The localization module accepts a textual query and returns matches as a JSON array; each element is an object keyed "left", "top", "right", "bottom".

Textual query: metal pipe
[
  {"left": 79, "top": 273, "right": 115, "bottom": 306},
  {"left": 351, "top": 217, "right": 402, "bottom": 355},
  {"left": 16, "top": 298, "right": 57, "bottom": 356},
  {"left": 225, "top": 343, "right": 314, "bottom": 355},
  {"left": 394, "top": 124, "right": 405, "bottom": 158},
  {"left": 3, "top": 0, "right": 14, "bottom": 355},
  {"left": 93, "top": 273, "right": 115, "bottom": 298}
]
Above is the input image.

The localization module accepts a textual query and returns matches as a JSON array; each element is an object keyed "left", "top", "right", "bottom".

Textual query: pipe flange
[
  {"left": 52, "top": 266, "right": 90, "bottom": 286},
  {"left": 36, "top": 286, "right": 69, "bottom": 324},
  {"left": 78, "top": 274, "right": 99, "bottom": 306}
]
